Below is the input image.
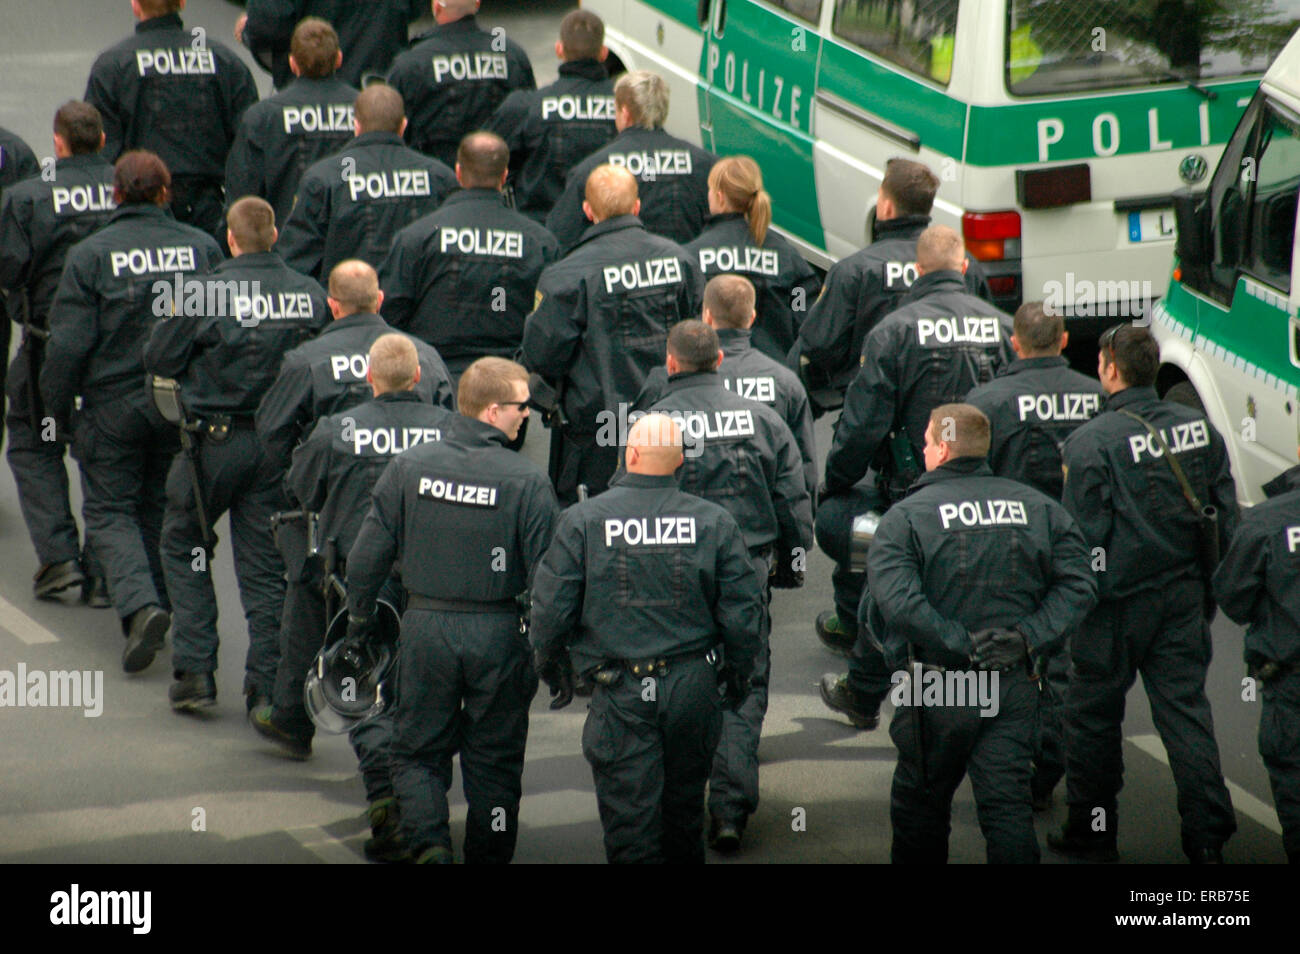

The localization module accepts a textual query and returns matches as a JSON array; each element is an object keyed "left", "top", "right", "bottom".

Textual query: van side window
[
  {"left": 767, "top": 0, "right": 823, "bottom": 24},
  {"left": 830, "top": 0, "right": 959, "bottom": 86}
]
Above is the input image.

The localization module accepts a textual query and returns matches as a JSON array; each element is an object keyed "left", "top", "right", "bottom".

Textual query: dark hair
[
  {"left": 291, "top": 17, "right": 341, "bottom": 79},
  {"left": 560, "top": 9, "right": 604, "bottom": 60},
  {"left": 1099, "top": 323, "right": 1159, "bottom": 387},
  {"left": 1013, "top": 301, "right": 1065, "bottom": 355},
  {"left": 881, "top": 158, "right": 939, "bottom": 216},
  {"left": 114, "top": 151, "right": 170, "bottom": 204},
  {"left": 53, "top": 101, "right": 103, "bottom": 155},
  {"left": 667, "top": 320, "right": 721, "bottom": 372},
  {"left": 456, "top": 131, "right": 509, "bottom": 187}
]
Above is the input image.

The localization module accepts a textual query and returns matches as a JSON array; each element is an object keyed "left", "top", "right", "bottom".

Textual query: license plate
[{"left": 1128, "top": 209, "right": 1175, "bottom": 243}]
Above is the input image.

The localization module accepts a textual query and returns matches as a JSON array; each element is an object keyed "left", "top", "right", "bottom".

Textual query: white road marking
[
  {"left": 287, "top": 826, "right": 365, "bottom": 864},
  {"left": 1128, "top": 733, "right": 1282, "bottom": 835},
  {"left": 0, "top": 594, "right": 61, "bottom": 644}
]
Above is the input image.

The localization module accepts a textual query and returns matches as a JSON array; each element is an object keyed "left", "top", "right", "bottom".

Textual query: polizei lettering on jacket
[
  {"left": 351, "top": 427, "right": 441, "bottom": 455},
  {"left": 916, "top": 316, "right": 1003, "bottom": 346},
  {"left": 1128, "top": 419, "right": 1211, "bottom": 463},
  {"left": 698, "top": 246, "right": 779, "bottom": 276},
  {"left": 937, "top": 499, "right": 1030, "bottom": 530},
  {"left": 417, "top": 476, "right": 499, "bottom": 507},
  {"left": 347, "top": 169, "right": 432, "bottom": 202},
  {"left": 1016, "top": 392, "right": 1102, "bottom": 422},
  {"left": 541, "top": 95, "right": 615, "bottom": 121},
  {"left": 673, "top": 409, "right": 756, "bottom": 442},
  {"left": 724, "top": 376, "right": 776, "bottom": 404},
  {"left": 1287, "top": 526, "right": 1300, "bottom": 553},
  {"left": 135, "top": 48, "right": 216, "bottom": 76},
  {"left": 52, "top": 184, "right": 115, "bottom": 216},
  {"left": 604, "top": 516, "right": 697, "bottom": 548},
  {"left": 432, "top": 52, "right": 508, "bottom": 83},
  {"left": 440, "top": 227, "right": 524, "bottom": 258},
  {"left": 607, "top": 150, "right": 693, "bottom": 178},
  {"left": 282, "top": 104, "right": 354, "bottom": 134},
  {"left": 603, "top": 256, "right": 682, "bottom": 293},
  {"left": 110, "top": 246, "right": 197, "bottom": 277}
]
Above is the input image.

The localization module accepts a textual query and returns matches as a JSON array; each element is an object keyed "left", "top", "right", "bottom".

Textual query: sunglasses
[
  {"left": 1099, "top": 324, "right": 1122, "bottom": 357},
  {"left": 496, "top": 400, "right": 530, "bottom": 409}
]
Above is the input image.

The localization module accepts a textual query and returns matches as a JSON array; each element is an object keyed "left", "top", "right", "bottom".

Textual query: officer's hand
[
  {"left": 234, "top": 13, "right": 247, "bottom": 43},
  {"left": 346, "top": 613, "right": 377, "bottom": 647},
  {"left": 970, "top": 627, "right": 1028, "bottom": 672},
  {"left": 535, "top": 650, "right": 575, "bottom": 710},
  {"left": 769, "top": 559, "right": 804, "bottom": 590},
  {"left": 718, "top": 665, "right": 749, "bottom": 710}
]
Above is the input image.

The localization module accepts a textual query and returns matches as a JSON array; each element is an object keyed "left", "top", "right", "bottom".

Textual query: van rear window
[
  {"left": 1007, "top": 0, "right": 1300, "bottom": 96},
  {"left": 831, "top": 0, "right": 960, "bottom": 86}
]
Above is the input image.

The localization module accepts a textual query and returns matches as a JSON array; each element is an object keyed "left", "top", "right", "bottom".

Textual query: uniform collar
[
  {"left": 106, "top": 202, "right": 172, "bottom": 225},
  {"left": 137, "top": 13, "right": 183, "bottom": 33},
  {"left": 56, "top": 153, "right": 111, "bottom": 171},
  {"left": 873, "top": 214, "right": 930, "bottom": 242},
  {"left": 716, "top": 328, "right": 752, "bottom": 354},
  {"left": 323, "top": 312, "right": 386, "bottom": 334},
  {"left": 372, "top": 390, "right": 426, "bottom": 405},
  {"left": 613, "top": 472, "right": 679, "bottom": 489},
  {"left": 1004, "top": 355, "right": 1069, "bottom": 375},
  {"left": 436, "top": 15, "right": 480, "bottom": 35},
  {"left": 910, "top": 455, "right": 992, "bottom": 491},
  {"left": 349, "top": 131, "right": 406, "bottom": 150},
  {"left": 448, "top": 414, "right": 511, "bottom": 448},
  {"left": 704, "top": 211, "right": 746, "bottom": 228},
  {"left": 662, "top": 370, "right": 721, "bottom": 393},
  {"left": 574, "top": 213, "right": 644, "bottom": 247},
  {"left": 1263, "top": 463, "right": 1300, "bottom": 498},
  {"left": 907, "top": 269, "right": 967, "bottom": 297},
  {"left": 1103, "top": 385, "right": 1158, "bottom": 411},
  {"left": 215, "top": 251, "right": 282, "bottom": 271},
  {"left": 558, "top": 59, "right": 609, "bottom": 81},
  {"left": 441, "top": 188, "right": 505, "bottom": 208}
]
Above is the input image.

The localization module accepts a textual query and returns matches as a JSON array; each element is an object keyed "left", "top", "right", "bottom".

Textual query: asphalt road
[{"left": 0, "top": 0, "right": 1288, "bottom": 867}]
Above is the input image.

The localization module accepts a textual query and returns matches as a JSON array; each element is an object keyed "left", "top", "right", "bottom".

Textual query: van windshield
[{"left": 1006, "top": 0, "right": 1300, "bottom": 96}]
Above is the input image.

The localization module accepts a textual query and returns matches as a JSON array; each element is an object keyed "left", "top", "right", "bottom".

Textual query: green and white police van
[
  {"left": 1157, "top": 26, "right": 1300, "bottom": 504},
  {"left": 584, "top": 0, "right": 1299, "bottom": 328}
]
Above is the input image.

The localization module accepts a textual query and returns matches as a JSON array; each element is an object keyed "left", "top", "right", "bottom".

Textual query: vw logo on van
[{"left": 1179, "top": 154, "right": 1209, "bottom": 184}]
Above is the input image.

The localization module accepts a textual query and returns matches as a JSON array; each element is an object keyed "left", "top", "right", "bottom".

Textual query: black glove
[
  {"left": 535, "top": 650, "right": 575, "bottom": 710},
  {"left": 718, "top": 665, "right": 749, "bottom": 709},
  {"left": 769, "top": 557, "right": 804, "bottom": 590},
  {"left": 1248, "top": 659, "right": 1282, "bottom": 686},
  {"left": 816, "top": 482, "right": 845, "bottom": 502},
  {"left": 969, "top": 627, "right": 1028, "bottom": 672},
  {"left": 346, "top": 612, "right": 377, "bottom": 646}
]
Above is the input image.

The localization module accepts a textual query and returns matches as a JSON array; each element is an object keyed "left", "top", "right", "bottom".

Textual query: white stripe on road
[
  {"left": 287, "top": 825, "right": 365, "bottom": 864},
  {"left": 1128, "top": 733, "right": 1282, "bottom": 835},
  {"left": 0, "top": 594, "right": 61, "bottom": 644}
]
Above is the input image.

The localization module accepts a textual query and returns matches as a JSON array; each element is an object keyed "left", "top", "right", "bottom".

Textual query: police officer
[
  {"left": 791, "top": 158, "right": 992, "bottom": 405},
  {"left": 0, "top": 102, "right": 116, "bottom": 604},
  {"left": 1051, "top": 324, "right": 1239, "bottom": 863},
  {"left": 236, "top": 0, "right": 424, "bottom": 91},
  {"left": 379, "top": 131, "right": 558, "bottom": 379},
  {"left": 522, "top": 163, "right": 701, "bottom": 505},
  {"left": 546, "top": 71, "right": 716, "bottom": 253},
  {"left": 1, "top": 126, "right": 43, "bottom": 453},
  {"left": 84, "top": 0, "right": 258, "bottom": 242},
  {"left": 387, "top": 0, "right": 536, "bottom": 168},
  {"left": 965, "top": 300, "right": 1104, "bottom": 810},
  {"left": 530, "top": 413, "right": 764, "bottom": 864},
  {"left": 486, "top": 9, "right": 616, "bottom": 223},
  {"left": 224, "top": 18, "right": 359, "bottom": 230},
  {"left": 40, "top": 151, "right": 223, "bottom": 668},
  {"left": 143, "top": 197, "right": 328, "bottom": 707},
  {"left": 863, "top": 403, "right": 1096, "bottom": 862},
  {"left": 252, "top": 333, "right": 454, "bottom": 862},
  {"left": 277, "top": 84, "right": 456, "bottom": 283},
  {"left": 683, "top": 156, "right": 820, "bottom": 362},
  {"left": 1213, "top": 452, "right": 1300, "bottom": 864},
  {"left": 631, "top": 320, "right": 811, "bottom": 852},
  {"left": 819, "top": 225, "right": 1013, "bottom": 728},
  {"left": 346, "top": 357, "right": 558, "bottom": 864},
  {"left": 637, "top": 274, "right": 818, "bottom": 498}
]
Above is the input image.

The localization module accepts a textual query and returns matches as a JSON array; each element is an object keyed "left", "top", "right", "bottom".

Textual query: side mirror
[{"left": 1173, "top": 188, "right": 1210, "bottom": 267}]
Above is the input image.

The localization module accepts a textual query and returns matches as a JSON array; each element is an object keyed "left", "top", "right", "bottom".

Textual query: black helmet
[{"left": 304, "top": 600, "right": 401, "bottom": 734}]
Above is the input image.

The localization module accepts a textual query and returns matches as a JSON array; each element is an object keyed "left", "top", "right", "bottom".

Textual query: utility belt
[
  {"left": 588, "top": 647, "right": 714, "bottom": 685},
  {"left": 406, "top": 593, "right": 519, "bottom": 615}
]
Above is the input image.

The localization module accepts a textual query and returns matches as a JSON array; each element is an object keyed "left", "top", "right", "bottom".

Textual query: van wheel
[{"left": 1164, "top": 381, "right": 1205, "bottom": 413}]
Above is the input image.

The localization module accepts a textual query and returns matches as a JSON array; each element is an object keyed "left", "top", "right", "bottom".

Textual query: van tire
[{"left": 1164, "top": 381, "right": 1205, "bottom": 413}]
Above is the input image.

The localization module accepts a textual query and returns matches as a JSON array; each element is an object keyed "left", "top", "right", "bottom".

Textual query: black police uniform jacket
[
  {"left": 793, "top": 214, "right": 991, "bottom": 381},
  {"left": 637, "top": 327, "right": 818, "bottom": 496},
  {"left": 277, "top": 132, "right": 456, "bottom": 282},
  {"left": 85, "top": 12, "right": 258, "bottom": 179},
  {"left": 520, "top": 214, "right": 702, "bottom": 434},
  {"left": 863, "top": 455, "right": 1097, "bottom": 672},
  {"left": 965, "top": 355, "right": 1105, "bottom": 499},
  {"left": 1214, "top": 464, "right": 1300, "bottom": 673},
  {"left": 288, "top": 390, "right": 455, "bottom": 564},
  {"left": 545, "top": 126, "right": 717, "bottom": 253},
  {"left": 387, "top": 14, "right": 536, "bottom": 168},
  {"left": 486, "top": 58, "right": 617, "bottom": 223},
  {"left": 1060, "top": 385, "right": 1240, "bottom": 601},
  {"left": 255, "top": 311, "right": 455, "bottom": 472},
  {"left": 635, "top": 371, "right": 813, "bottom": 558},
  {"left": 379, "top": 188, "right": 559, "bottom": 375},
  {"left": 346, "top": 413, "right": 559, "bottom": 617},
  {"left": 823, "top": 270, "right": 1014, "bottom": 494},
  {"left": 529, "top": 471, "right": 764, "bottom": 678},
  {"left": 683, "top": 212, "right": 821, "bottom": 362},
  {"left": 143, "top": 251, "right": 329, "bottom": 419},
  {"left": 41, "top": 203, "right": 224, "bottom": 420},
  {"left": 224, "top": 75, "right": 360, "bottom": 229},
  {"left": 0, "top": 128, "right": 39, "bottom": 192},
  {"left": 0, "top": 154, "right": 117, "bottom": 326}
]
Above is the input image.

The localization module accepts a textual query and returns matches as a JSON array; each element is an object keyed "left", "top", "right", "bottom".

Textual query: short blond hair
[
  {"left": 328, "top": 260, "right": 381, "bottom": 314},
  {"left": 368, "top": 333, "right": 419, "bottom": 392},
  {"left": 458, "top": 357, "right": 528, "bottom": 419},
  {"left": 614, "top": 71, "right": 669, "bottom": 129},
  {"left": 916, "top": 225, "right": 965, "bottom": 273},
  {"left": 929, "top": 403, "right": 990, "bottom": 459},
  {"left": 585, "top": 164, "right": 638, "bottom": 220}
]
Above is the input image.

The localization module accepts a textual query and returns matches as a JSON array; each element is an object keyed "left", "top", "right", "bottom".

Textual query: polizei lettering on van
[
  {"left": 1016, "top": 393, "right": 1102, "bottom": 422},
  {"left": 541, "top": 95, "right": 615, "bottom": 121},
  {"left": 604, "top": 516, "right": 697, "bottom": 548},
  {"left": 440, "top": 227, "right": 524, "bottom": 258},
  {"left": 603, "top": 257, "right": 682, "bottom": 293},
  {"left": 607, "top": 150, "right": 692, "bottom": 178},
  {"left": 282, "top": 104, "right": 353, "bottom": 134},
  {"left": 698, "top": 246, "right": 779, "bottom": 276},
  {"left": 432, "top": 53, "right": 508, "bottom": 83},
  {"left": 346, "top": 169, "right": 432, "bottom": 202},
  {"left": 110, "top": 246, "right": 197, "bottom": 277},
  {"left": 52, "top": 184, "right": 115, "bottom": 216},
  {"left": 938, "top": 499, "right": 1030, "bottom": 530},
  {"left": 135, "top": 48, "right": 216, "bottom": 76},
  {"left": 417, "top": 477, "right": 499, "bottom": 507},
  {"left": 916, "top": 316, "right": 1003, "bottom": 347},
  {"left": 1128, "top": 419, "right": 1211, "bottom": 463}
]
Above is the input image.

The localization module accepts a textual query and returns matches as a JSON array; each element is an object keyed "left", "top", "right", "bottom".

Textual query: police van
[
  {"left": 584, "top": 0, "right": 1300, "bottom": 327},
  {"left": 1156, "top": 26, "right": 1300, "bottom": 504}
]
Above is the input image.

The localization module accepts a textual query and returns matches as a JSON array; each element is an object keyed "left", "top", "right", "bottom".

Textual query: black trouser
[
  {"left": 1063, "top": 579, "right": 1237, "bottom": 854},
  {"left": 71, "top": 395, "right": 177, "bottom": 624},
  {"left": 549, "top": 429, "right": 618, "bottom": 507},
  {"left": 169, "top": 175, "right": 227, "bottom": 248},
  {"left": 162, "top": 427, "right": 286, "bottom": 698},
  {"left": 584, "top": 654, "right": 722, "bottom": 863},
  {"left": 1260, "top": 671, "right": 1300, "bottom": 860},
  {"left": 1032, "top": 637, "right": 1070, "bottom": 799},
  {"left": 890, "top": 667, "right": 1040, "bottom": 863},
  {"left": 390, "top": 606, "right": 537, "bottom": 863},
  {"left": 5, "top": 343, "right": 101, "bottom": 575}
]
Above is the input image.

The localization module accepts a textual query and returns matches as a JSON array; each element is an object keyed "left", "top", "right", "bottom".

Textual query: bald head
[
  {"left": 626, "top": 414, "right": 684, "bottom": 475},
  {"left": 434, "top": 0, "right": 478, "bottom": 23},
  {"left": 368, "top": 333, "right": 420, "bottom": 394},
  {"left": 328, "top": 260, "right": 382, "bottom": 317},
  {"left": 916, "top": 224, "right": 966, "bottom": 274},
  {"left": 354, "top": 84, "right": 405, "bottom": 135},
  {"left": 583, "top": 164, "right": 639, "bottom": 223}
]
